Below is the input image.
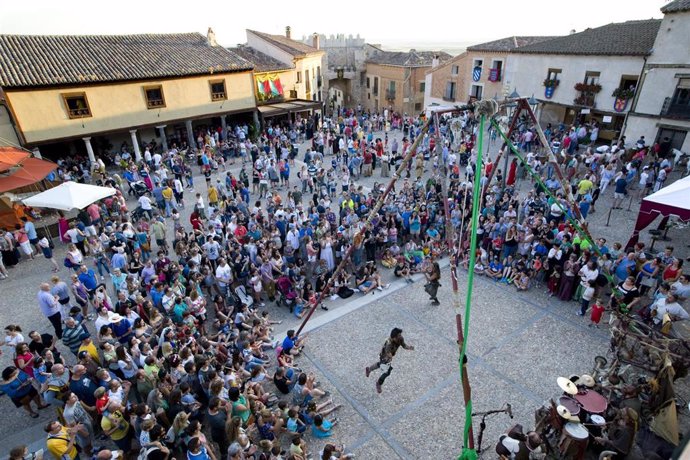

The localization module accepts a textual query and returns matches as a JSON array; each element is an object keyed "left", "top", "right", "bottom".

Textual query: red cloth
[
  {"left": 507, "top": 160, "right": 517, "bottom": 186},
  {"left": 590, "top": 303, "right": 604, "bottom": 323}
]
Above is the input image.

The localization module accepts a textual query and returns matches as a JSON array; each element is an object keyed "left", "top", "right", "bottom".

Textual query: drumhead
[
  {"left": 574, "top": 389, "right": 608, "bottom": 414},
  {"left": 558, "top": 396, "right": 581, "bottom": 415},
  {"left": 590, "top": 414, "right": 606, "bottom": 425},
  {"left": 564, "top": 422, "right": 589, "bottom": 440}
]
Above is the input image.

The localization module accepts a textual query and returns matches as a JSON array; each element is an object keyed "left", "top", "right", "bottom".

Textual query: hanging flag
[
  {"left": 472, "top": 66, "right": 481, "bottom": 82},
  {"left": 256, "top": 74, "right": 285, "bottom": 100}
]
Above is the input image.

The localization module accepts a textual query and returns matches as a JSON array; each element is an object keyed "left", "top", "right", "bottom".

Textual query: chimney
[
  {"left": 432, "top": 53, "right": 439, "bottom": 69},
  {"left": 207, "top": 27, "right": 217, "bottom": 47},
  {"left": 312, "top": 32, "right": 320, "bottom": 50},
  {"left": 285, "top": 26, "right": 291, "bottom": 39}
]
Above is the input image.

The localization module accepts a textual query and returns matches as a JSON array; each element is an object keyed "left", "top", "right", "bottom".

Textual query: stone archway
[{"left": 328, "top": 78, "right": 352, "bottom": 114}]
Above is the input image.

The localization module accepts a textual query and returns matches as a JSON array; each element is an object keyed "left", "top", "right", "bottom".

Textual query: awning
[
  {"left": 257, "top": 99, "right": 323, "bottom": 117},
  {"left": 0, "top": 147, "right": 31, "bottom": 173},
  {"left": 0, "top": 157, "right": 57, "bottom": 193},
  {"left": 23, "top": 181, "right": 116, "bottom": 211}
]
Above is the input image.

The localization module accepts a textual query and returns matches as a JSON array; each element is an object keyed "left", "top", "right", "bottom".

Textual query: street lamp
[
  {"left": 528, "top": 94, "right": 538, "bottom": 111},
  {"left": 509, "top": 89, "right": 520, "bottom": 100}
]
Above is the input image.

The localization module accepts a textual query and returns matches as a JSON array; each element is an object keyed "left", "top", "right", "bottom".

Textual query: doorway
[{"left": 656, "top": 128, "right": 687, "bottom": 150}]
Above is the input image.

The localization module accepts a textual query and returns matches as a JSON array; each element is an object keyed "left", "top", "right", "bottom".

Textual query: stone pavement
[{"left": 1, "top": 125, "right": 689, "bottom": 458}]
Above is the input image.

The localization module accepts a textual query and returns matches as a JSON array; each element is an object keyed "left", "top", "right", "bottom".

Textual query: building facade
[
  {"left": 623, "top": 0, "right": 690, "bottom": 151},
  {"left": 0, "top": 31, "right": 256, "bottom": 161},
  {"left": 364, "top": 49, "right": 451, "bottom": 115},
  {"left": 507, "top": 20, "right": 660, "bottom": 142},
  {"left": 424, "top": 36, "right": 555, "bottom": 109}
]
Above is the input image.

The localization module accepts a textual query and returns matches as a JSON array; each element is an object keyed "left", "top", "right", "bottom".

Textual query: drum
[
  {"left": 564, "top": 422, "right": 589, "bottom": 440},
  {"left": 590, "top": 414, "right": 606, "bottom": 426},
  {"left": 558, "top": 396, "right": 581, "bottom": 415},
  {"left": 574, "top": 389, "right": 608, "bottom": 414}
]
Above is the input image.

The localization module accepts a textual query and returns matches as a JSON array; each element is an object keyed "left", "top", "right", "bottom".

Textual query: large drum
[
  {"left": 575, "top": 389, "right": 608, "bottom": 414},
  {"left": 558, "top": 396, "right": 581, "bottom": 415},
  {"left": 560, "top": 422, "right": 589, "bottom": 460}
]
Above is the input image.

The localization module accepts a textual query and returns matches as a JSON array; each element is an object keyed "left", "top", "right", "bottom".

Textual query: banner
[{"left": 256, "top": 74, "right": 284, "bottom": 102}]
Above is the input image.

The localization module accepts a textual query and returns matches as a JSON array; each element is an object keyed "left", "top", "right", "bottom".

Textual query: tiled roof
[
  {"left": 367, "top": 49, "right": 452, "bottom": 67},
  {"left": 231, "top": 45, "right": 293, "bottom": 72},
  {"left": 511, "top": 19, "right": 661, "bottom": 56},
  {"left": 246, "top": 30, "right": 321, "bottom": 57},
  {"left": 661, "top": 0, "right": 690, "bottom": 13},
  {"left": 467, "top": 36, "right": 559, "bottom": 52},
  {"left": 0, "top": 33, "right": 253, "bottom": 88}
]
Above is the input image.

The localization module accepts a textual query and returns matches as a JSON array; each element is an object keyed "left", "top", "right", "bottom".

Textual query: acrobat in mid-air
[{"left": 365, "top": 327, "right": 414, "bottom": 393}]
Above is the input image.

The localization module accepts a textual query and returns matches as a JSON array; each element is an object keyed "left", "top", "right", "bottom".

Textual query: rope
[{"left": 456, "top": 113, "right": 487, "bottom": 459}]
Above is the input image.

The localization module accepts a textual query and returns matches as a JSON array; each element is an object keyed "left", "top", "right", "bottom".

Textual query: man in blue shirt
[
  {"left": 77, "top": 265, "right": 98, "bottom": 297},
  {"left": 612, "top": 173, "right": 628, "bottom": 209},
  {"left": 281, "top": 330, "right": 304, "bottom": 356},
  {"left": 21, "top": 217, "right": 39, "bottom": 253},
  {"left": 614, "top": 252, "right": 636, "bottom": 283}
]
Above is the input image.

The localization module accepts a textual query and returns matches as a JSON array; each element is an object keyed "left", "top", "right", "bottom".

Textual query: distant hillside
[{"left": 376, "top": 40, "right": 474, "bottom": 56}]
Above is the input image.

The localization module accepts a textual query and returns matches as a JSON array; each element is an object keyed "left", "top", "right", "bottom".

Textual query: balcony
[
  {"left": 385, "top": 89, "right": 396, "bottom": 101},
  {"left": 574, "top": 94, "right": 596, "bottom": 107},
  {"left": 661, "top": 97, "right": 690, "bottom": 119}
]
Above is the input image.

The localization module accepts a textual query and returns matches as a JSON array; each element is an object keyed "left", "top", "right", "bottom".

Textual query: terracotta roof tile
[
  {"left": 0, "top": 33, "right": 253, "bottom": 88},
  {"left": 230, "top": 45, "right": 293, "bottom": 72},
  {"left": 246, "top": 30, "right": 321, "bottom": 57},
  {"left": 511, "top": 20, "right": 661, "bottom": 56},
  {"left": 661, "top": 0, "right": 690, "bottom": 13},
  {"left": 466, "top": 36, "right": 559, "bottom": 52},
  {"left": 367, "top": 49, "right": 452, "bottom": 67}
]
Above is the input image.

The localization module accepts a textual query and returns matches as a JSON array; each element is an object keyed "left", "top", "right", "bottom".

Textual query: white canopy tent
[
  {"left": 627, "top": 175, "right": 690, "bottom": 248},
  {"left": 22, "top": 181, "right": 116, "bottom": 211}
]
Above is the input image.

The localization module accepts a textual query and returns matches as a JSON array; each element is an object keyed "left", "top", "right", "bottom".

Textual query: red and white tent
[{"left": 626, "top": 175, "right": 690, "bottom": 248}]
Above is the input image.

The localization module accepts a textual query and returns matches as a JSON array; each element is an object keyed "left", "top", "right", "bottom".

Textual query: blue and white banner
[{"left": 472, "top": 66, "right": 481, "bottom": 82}]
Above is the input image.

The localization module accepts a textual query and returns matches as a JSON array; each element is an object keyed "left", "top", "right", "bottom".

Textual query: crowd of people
[{"left": 0, "top": 103, "right": 688, "bottom": 460}]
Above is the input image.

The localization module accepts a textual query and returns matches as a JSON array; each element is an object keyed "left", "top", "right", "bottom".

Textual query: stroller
[
  {"left": 234, "top": 284, "right": 254, "bottom": 308},
  {"left": 276, "top": 275, "right": 298, "bottom": 311},
  {"left": 129, "top": 180, "right": 149, "bottom": 197}
]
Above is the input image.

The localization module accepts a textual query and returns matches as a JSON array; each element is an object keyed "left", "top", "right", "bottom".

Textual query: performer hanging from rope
[{"left": 365, "top": 327, "right": 414, "bottom": 394}]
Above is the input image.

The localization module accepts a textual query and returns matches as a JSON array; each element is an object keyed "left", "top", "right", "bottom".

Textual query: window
[
  {"left": 414, "top": 102, "right": 422, "bottom": 111},
  {"left": 547, "top": 68, "right": 562, "bottom": 81},
  {"left": 317, "top": 66, "right": 322, "bottom": 87},
  {"left": 472, "top": 59, "right": 483, "bottom": 69},
  {"left": 305, "top": 70, "right": 311, "bottom": 93},
  {"left": 289, "top": 90, "right": 298, "bottom": 99},
  {"left": 386, "top": 81, "right": 396, "bottom": 100},
  {"left": 368, "top": 93, "right": 371, "bottom": 100},
  {"left": 144, "top": 85, "right": 165, "bottom": 109},
  {"left": 209, "top": 80, "right": 227, "bottom": 101},
  {"left": 296, "top": 72, "right": 302, "bottom": 83},
  {"left": 584, "top": 71, "right": 600, "bottom": 85},
  {"left": 419, "top": 81, "right": 425, "bottom": 93},
  {"left": 373, "top": 77, "right": 379, "bottom": 96},
  {"left": 471, "top": 84, "right": 483, "bottom": 99},
  {"left": 366, "top": 77, "right": 370, "bottom": 89},
  {"left": 388, "top": 81, "right": 395, "bottom": 92},
  {"left": 62, "top": 92, "right": 91, "bottom": 119},
  {"left": 444, "top": 82, "right": 456, "bottom": 101},
  {"left": 451, "top": 65, "right": 459, "bottom": 76}
]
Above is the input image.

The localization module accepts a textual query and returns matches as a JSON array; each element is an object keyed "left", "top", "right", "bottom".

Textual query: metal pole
[{"left": 606, "top": 208, "right": 614, "bottom": 227}]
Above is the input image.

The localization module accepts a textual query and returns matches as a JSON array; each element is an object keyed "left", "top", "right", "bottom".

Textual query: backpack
[{"left": 137, "top": 446, "right": 159, "bottom": 460}]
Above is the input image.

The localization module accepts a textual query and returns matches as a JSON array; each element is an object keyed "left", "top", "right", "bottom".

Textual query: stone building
[
  {"left": 364, "top": 49, "right": 451, "bottom": 115},
  {"left": 424, "top": 36, "right": 554, "bottom": 108},
  {"left": 623, "top": 0, "right": 690, "bottom": 152},
  {"left": 0, "top": 30, "right": 256, "bottom": 161}
]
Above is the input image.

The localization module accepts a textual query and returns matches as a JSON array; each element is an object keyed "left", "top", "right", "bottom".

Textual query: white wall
[
  {"left": 649, "top": 11, "right": 690, "bottom": 64},
  {"left": 507, "top": 54, "right": 645, "bottom": 112},
  {"left": 246, "top": 31, "right": 294, "bottom": 66}
]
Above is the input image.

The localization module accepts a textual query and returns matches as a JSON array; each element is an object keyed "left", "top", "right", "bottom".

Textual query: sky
[{"left": 0, "top": 0, "right": 668, "bottom": 48}]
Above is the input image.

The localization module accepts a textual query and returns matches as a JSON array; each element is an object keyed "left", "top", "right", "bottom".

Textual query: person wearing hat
[
  {"left": 108, "top": 314, "right": 133, "bottom": 345},
  {"left": 365, "top": 327, "right": 414, "bottom": 393}
]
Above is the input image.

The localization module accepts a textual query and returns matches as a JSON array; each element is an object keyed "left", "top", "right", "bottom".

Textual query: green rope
[{"left": 456, "top": 114, "right": 485, "bottom": 458}]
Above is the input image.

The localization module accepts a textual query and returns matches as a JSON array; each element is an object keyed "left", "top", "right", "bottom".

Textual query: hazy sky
[{"left": 0, "top": 0, "right": 667, "bottom": 47}]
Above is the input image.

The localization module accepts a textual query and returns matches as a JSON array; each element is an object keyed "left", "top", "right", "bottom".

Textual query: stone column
[
  {"left": 253, "top": 110, "right": 261, "bottom": 133},
  {"left": 83, "top": 137, "right": 96, "bottom": 164},
  {"left": 129, "top": 130, "right": 142, "bottom": 162},
  {"left": 220, "top": 116, "right": 227, "bottom": 141},
  {"left": 31, "top": 147, "right": 42, "bottom": 159},
  {"left": 186, "top": 120, "right": 196, "bottom": 150},
  {"left": 156, "top": 125, "right": 168, "bottom": 152}
]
